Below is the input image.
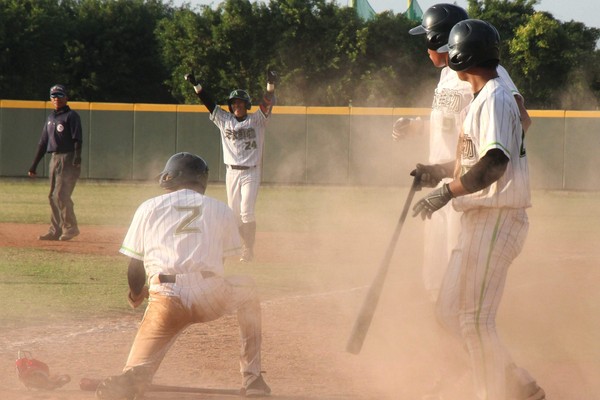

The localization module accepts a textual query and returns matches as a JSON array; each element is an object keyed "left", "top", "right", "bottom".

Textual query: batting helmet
[
  {"left": 409, "top": 3, "right": 469, "bottom": 50},
  {"left": 227, "top": 89, "right": 252, "bottom": 113},
  {"left": 158, "top": 152, "right": 209, "bottom": 190},
  {"left": 438, "top": 19, "right": 500, "bottom": 72}
]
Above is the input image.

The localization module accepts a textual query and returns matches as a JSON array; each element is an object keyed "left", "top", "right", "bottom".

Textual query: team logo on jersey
[
  {"left": 225, "top": 127, "right": 256, "bottom": 141},
  {"left": 460, "top": 134, "right": 476, "bottom": 160},
  {"left": 432, "top": 88, "right": 463, "bottom": 114},
  {"left": 56, "top": 123, "right": 65, "bottom": 133}
]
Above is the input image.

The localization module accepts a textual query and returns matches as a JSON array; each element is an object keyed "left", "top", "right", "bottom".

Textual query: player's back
[{"left": 140, "top": 189, "right": 240, "bottom": 275}]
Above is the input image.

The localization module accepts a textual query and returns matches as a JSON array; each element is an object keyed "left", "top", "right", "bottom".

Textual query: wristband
[
  {"left": 267, "top": 82, "right": 275, "bottom": 92},
  {"left": 193, "top": 84, "right": 202, "bottom": 94}
]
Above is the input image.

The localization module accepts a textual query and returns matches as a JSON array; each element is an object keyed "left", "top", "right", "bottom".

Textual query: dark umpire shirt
[{"left": 39, "top": 106, "right": 83, "bottom": 153}]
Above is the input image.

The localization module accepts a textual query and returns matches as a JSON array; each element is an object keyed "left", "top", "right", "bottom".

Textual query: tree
[
  {"left": 510, "top": 13, "right": 600, "bottom": 108},
  {"left": 0, "top": 0, "right": 74, "bottom": 99},
  {"left": 66, "top": 0, "right": 173, "bottom": 103},
  {"left": 353, "top": 11, "right": 437, "bottom": 107}
]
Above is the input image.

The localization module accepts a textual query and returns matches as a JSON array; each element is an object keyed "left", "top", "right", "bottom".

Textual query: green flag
[
  {"left": 349, "top": 0, "right": 376, "bottom": 21},
  {"left": 404, "top": 0, "right": 423, "bottom": 22}
]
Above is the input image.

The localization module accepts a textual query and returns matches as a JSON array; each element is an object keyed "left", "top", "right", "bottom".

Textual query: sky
[{"left": 179, "top": 0, "right": 600, "bottom": 29}]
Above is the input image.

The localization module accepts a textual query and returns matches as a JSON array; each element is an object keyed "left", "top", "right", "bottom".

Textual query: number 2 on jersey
[
  {"left": 244, "top": 140, "right": 257, "bottom": 150},
  {"left": 174, "top": 206, "right": 202, "bottom": 234}
]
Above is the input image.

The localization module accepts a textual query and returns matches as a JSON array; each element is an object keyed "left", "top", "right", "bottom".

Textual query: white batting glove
[{"left": 392, "top": 117, "right": 423, "bottom": 141}]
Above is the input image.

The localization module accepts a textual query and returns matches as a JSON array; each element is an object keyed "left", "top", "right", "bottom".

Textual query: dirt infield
[{"left": 1, "top": 219, "right": 599, "bottom": 399}]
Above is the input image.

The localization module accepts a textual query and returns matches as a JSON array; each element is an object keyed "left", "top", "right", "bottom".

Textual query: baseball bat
[
  {"left": 80, "top": 377, "right": 240, "bottom": 396},
  {"left": 345, "top": 176, "right": 420, "bottom": 354}
]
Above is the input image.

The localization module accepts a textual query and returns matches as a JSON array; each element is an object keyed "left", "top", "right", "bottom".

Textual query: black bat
[
  {"left": 80, "top": 377, "right": 240, "bottom": 396},
  {"left": 346, "top": 176, "right": 420, "bottom": 354}
]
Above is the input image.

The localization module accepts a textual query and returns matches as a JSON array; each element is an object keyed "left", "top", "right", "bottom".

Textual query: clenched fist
[
  {"left": 184, "top": 72, "right": 198, "bottom": 86},
  {"left": 127, "top": 286, "right": 149, "bottom": 309}
]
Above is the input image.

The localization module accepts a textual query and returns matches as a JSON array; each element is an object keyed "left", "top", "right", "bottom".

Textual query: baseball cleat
[
  {"left": 240, "top": 247, "right": 254, "bottom": 263},
  {"left": 524, "top": 385, "right": 546, "bottom": 400},
  {"left": 242, "top": 374, "right": 271, "bottom": 397},
  {"left": 513, "top": 382, "right": 546, "bottom": 400},
  {"left": 39, "top": 232, "right": 60, "bottom": 241},
  {"left": 59, "top": 229, "right": 80, "bottom": 241},
  {"left": 95, "top": 375, "right": 137, "bottom": 400}
]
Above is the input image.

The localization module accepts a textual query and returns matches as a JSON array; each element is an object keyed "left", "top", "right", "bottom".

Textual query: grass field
[
  {"left": 1, "top": 178, "right": 599, "bottom": 399},
  {"left": 0, "top": 179, "right": 410, "bottom": 325}
]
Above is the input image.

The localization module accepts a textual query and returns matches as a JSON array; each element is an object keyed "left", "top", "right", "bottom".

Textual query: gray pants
[{"left": 47, "top": 152, "right": 80, "bottom": 236}]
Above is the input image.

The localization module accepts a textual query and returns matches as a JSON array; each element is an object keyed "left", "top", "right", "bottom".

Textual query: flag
[
  {"left": 404, "top": 0, "right": 423, "bottom": 22},
  {"left": 349, "top": 0, "right": 376, "bottom": 21}
]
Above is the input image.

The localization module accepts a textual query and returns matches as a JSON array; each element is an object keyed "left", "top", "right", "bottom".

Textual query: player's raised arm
[
  {"left": 184, "top": 72, "right": 218, "bottom": 114},
  {"left": 259, "top": 70, "right": 277, "bottom": 117}
]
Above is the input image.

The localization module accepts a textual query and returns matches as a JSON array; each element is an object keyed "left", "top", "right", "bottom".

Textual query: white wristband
[
  {"left": 194, "top": 84, "right": 202, "bottom": 94},
  {"left": 267, "top": 82, "right": 275, "bottom": 92}
]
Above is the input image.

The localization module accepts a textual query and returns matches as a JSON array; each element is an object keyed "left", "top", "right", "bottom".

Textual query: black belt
[
  {"left": 228, "top": 165, "right": 253, "bottom": 170},
  {"left": 158, "top": 271, "right": 215, "bottom": 283}
]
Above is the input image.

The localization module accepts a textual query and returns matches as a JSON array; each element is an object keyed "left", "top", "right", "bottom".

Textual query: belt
[
  {"left": 157, "top": 271, "right": 215, "bottom": 283},
  {"left": 228, "top": 165, "right": 253, "bottom": 170}
]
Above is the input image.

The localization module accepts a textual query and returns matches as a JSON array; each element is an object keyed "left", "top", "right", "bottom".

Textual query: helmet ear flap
[
  {"left": 158, "top": 152, "right": 209, "bottom": 190},
  {"left": 159, "top": 171, "right": 182, "bottom": 189}
]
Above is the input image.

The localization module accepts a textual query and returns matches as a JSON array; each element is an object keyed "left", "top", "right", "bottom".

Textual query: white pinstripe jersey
[
  {"left": 210, "top": 106, "right": 269, "bottom": 167},
  {"left": 429, "top": 65, "right": 521, "bottom": 164},
  {"left": 453, "top": 78, "right": 531, "bottom": 211},
  {"left": 120, "top": 188, "right": 242, "bottom": 278}
]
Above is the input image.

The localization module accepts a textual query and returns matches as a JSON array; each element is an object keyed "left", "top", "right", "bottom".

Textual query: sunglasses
[{"left": 50, "top": 93, "right": 65, "bottom": 98}]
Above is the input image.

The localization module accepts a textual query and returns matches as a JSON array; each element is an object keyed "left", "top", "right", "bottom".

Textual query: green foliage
[
  {"left": 468, "top": 0, "right": 600, "bottom": 109},
  {"left": 0, "top": 0, "right": 599, "bottom": 108},
  {"left": 508, "top": 13, "right": 600, "bottom": 108}
]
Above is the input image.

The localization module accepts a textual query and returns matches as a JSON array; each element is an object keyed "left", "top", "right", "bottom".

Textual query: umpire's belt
[
  {"left": 227, "top": 165, "right": 254, "bottom": 170},
  {"left": 157, "top": 271, "right": 215, "bottom": 283}
]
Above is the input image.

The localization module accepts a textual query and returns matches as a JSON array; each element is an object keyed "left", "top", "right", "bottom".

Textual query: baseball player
[
  {"left": 412, "top": 19, "right": 545, "bottom": 400},
  {"left": 95, "top": 152, "right": 270, "bottom": 399},
  {"left": 395, "top": 3, "right": 531, "bottom": 302},
  {"left": 184, "top": 71, "right": 277, "bottom": 263}
]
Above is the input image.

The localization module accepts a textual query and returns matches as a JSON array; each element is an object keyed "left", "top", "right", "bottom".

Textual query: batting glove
[
  {"left": 410, "top": 163, "right": 449, "bottom": 189},
  {"left": 184, "top": 72, "right": 198, "bottom": 86},
  {"left": 267, "top": 70, "right": 278, "bottom": 84},
  {"left": 392, "top": 117, "right": 422, "bottom": 141},
  {"left": 185, "top": 72, "right": 203, "bottom": 93},
  {"left": 412, "top": 183, "right": 453, "bottom": 220}
]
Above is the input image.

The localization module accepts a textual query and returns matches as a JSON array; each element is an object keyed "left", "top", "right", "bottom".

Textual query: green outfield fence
[{"left": 1, "top": 100, "right": 599, "bottom": 190}]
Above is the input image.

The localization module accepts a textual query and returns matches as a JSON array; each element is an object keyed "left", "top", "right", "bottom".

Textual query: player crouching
[{"left": 95, "top": 152, "right": 270, "bottom": 399}]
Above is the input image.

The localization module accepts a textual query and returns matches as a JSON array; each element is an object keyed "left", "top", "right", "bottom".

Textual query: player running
[
  {"left": 95, "top": 152, "right": 270, "bottom": 399},
  {"left": 185, "top": 71, "right": 277, "bottom": 263},
  {"left": 412, "top": 19, "right": 545, "bottom": 400}
]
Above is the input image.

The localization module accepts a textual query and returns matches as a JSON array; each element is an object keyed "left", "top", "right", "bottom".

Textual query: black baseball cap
[{"left": 49, "top": 84, "right": 67, "bottom": 97}]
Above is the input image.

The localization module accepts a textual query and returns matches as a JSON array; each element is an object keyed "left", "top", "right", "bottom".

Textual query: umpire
[{"left": 28, "top": 84, "right": 82, "bottom": 241}]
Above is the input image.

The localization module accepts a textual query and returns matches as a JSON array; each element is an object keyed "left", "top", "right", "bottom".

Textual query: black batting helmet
[
  {"left": 409, "top": 3, "right": 469, "bottom": 50},
  {"left": 438, "top": 19, "right": 500, "bottom": 72},
  {"left": 227, "top": 89, "right": 252, "bottom": 113},
  {"left": 158, "top": 152, "right": 209, "bottom": 190}
]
